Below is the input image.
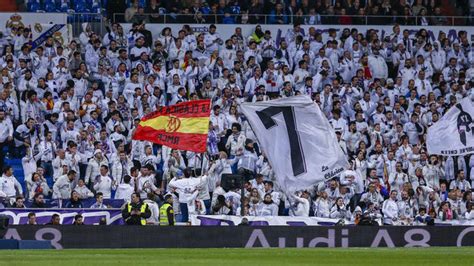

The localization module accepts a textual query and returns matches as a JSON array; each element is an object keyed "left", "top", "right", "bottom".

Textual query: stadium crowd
[
  {"left": 108, "top": 0, "right": 468, "bottom": 26},
  {"left": 0, "top": 15, "right": 474, "bottom": 225}
]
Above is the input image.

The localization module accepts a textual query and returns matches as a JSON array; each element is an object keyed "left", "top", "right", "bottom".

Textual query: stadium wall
[{"left": 3, "top": 225, "right": 474, "bottom": 249}]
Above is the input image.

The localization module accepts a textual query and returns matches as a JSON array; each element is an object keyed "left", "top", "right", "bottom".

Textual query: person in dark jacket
[
  {"left": 65, "top": 191, "right": 83, "bottom": 208},
  {"left": 122, "top": 192, "right": 151, "bottom": 225},
  {"left": 31, "top": 193, "right": 46, "bottom": 208}
]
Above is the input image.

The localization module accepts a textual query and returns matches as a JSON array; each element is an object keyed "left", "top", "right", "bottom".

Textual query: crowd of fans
[
  {"left": 112, "top": 0, "right": 470, "bottom": 26},
  {"left": 0, "top": 17, "right": 474, "bottom": 225}
]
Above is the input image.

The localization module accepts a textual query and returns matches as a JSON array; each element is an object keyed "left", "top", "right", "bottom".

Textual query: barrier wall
[
  {"left": 0, "top": 209, "right": 124, "bottom": 225},
  {"left": 4, "top": 225, "right": 474, "bottom": 249},
  {"left": 191, "top": 215, "right": 474, "bottom": 226}
]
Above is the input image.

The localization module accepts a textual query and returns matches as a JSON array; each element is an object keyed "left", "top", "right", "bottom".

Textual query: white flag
[
  {"left": 427, "top": 96, "right": 474, "bottom": 156},
  {"left": 241, "top": 96, "right": 348, "bottom": 193}
]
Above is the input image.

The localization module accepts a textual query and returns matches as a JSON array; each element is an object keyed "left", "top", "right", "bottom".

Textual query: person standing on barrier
[
  {"left": 122, "top": 192, "right": 151, "bottom": 225},
  {"left": 159, "top": 194, "right": 175, "bottom": 226}
]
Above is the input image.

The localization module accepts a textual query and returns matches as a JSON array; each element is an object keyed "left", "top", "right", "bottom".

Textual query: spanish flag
[{"left": 132, "top": 99, "right": 211, "bottom": 153}]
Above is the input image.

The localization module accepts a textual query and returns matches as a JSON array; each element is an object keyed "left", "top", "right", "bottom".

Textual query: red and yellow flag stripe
[{"left": 132, "top": 99, "right": 211, "bottom": 153}]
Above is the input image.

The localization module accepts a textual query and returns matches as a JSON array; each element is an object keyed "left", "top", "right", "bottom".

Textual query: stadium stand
[{"left": 0, "top": 0, "right": 473, "bottom": 227}]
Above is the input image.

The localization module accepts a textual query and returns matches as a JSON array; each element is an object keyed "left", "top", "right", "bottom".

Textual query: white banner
[
  {"left": 190, "top": 214, "right": 474, "bottom": 226},
  {"left": 241, "top": 96, "right": 348, "bottom": 193},
  {"left": 427, "top": 96, "right": 474, "bottom": 156},
  {"left": 190, "top": 214, "right": 354, "bottom": 226}
]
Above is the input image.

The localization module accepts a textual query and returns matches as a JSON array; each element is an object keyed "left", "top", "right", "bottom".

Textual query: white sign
[
  {"left": 190, "top": 214, "right": 354, "bottom": 226},
  {"left": 191, "top": 214, "right": 474, "bottom": 226},
  {"left": 241, "top": 96, "right": 348, "bottom": 193}
]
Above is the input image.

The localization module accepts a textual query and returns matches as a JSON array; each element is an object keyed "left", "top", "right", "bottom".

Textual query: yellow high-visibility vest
[
  {"left": 127, "top": 202, "right": 148, "bottom": 225},
  {"left": 159, "top": 203, "right": 173, "bottom": 226}
]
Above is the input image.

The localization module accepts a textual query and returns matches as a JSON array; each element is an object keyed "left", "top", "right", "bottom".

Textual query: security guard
[
  {"left": 159, "top": 194, "right": 175, "bottom": 226},
  {"left": 122, "top": 192, "right": 151, "bottom": 225}
]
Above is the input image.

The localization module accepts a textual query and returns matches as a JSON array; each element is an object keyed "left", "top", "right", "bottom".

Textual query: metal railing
[
  {"left": 112, "top": 13, "right": 474, "bottom": 26},
  {"left": 67, "top": 13, "right": 106, "bottom": 38}
]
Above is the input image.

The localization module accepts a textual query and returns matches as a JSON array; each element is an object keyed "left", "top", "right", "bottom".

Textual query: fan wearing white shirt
[
  {"left": 123, "top": 73, "right": 143, "bottom": 106},
  {"left": 290, "top": 191, "right": 310, "bottom": 217},
  {"left": 52, "top": 170, "right": 75, "bottom": 200},
  {"left": 220, "top": 39, "right": 237, "bottom": 69},
  {"left": 204, "top": 24, "right": 222, "bottom": 54},
  {"left": 38, "top": 131, "right": 56, "bottom": 179},
  {"left": 93, "top": 165, "right": 114, "bottom": 199},
  {"left": 368, "top": 47, "right": 388, "bottom": 80},
  {"left": 382, "top": 190, "right": 400, "bottom": 225},
  {"left": 115, "top": 175, "right": 135, "bottom": 202},
  {"left": 414, "top": 70, "right": 432, "bottom": 97},
  {"left": 168, "top": 169, "right": 209, "bottom": 222},
  {"left": 0, "top": 110, "right": 13, "bottom": 171},
  {"left": 0, "top": 166, "right": 23, "bottom": 202},
  {"left": 398, "top": 59, "right": 417, "bottom": 88},
  {"left": 293, "top": 60, "right": 310, "bottom": 92},
  {"left": 244, "top": 67, "right": 266, "bottom": 98}
]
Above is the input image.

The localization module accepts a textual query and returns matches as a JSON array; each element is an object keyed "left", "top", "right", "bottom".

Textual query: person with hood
[
  {"left": 84, "top": 149, "right": 109, "bottom": 186},
  {"left": 248, "top": 25, "right": 264, "bottom": 45},
  {"left": 79, "top": 22, "right": 93, "bottom": 48},
  {"left": 430, "top": 41, "right": 446, "bottom": 73}
]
